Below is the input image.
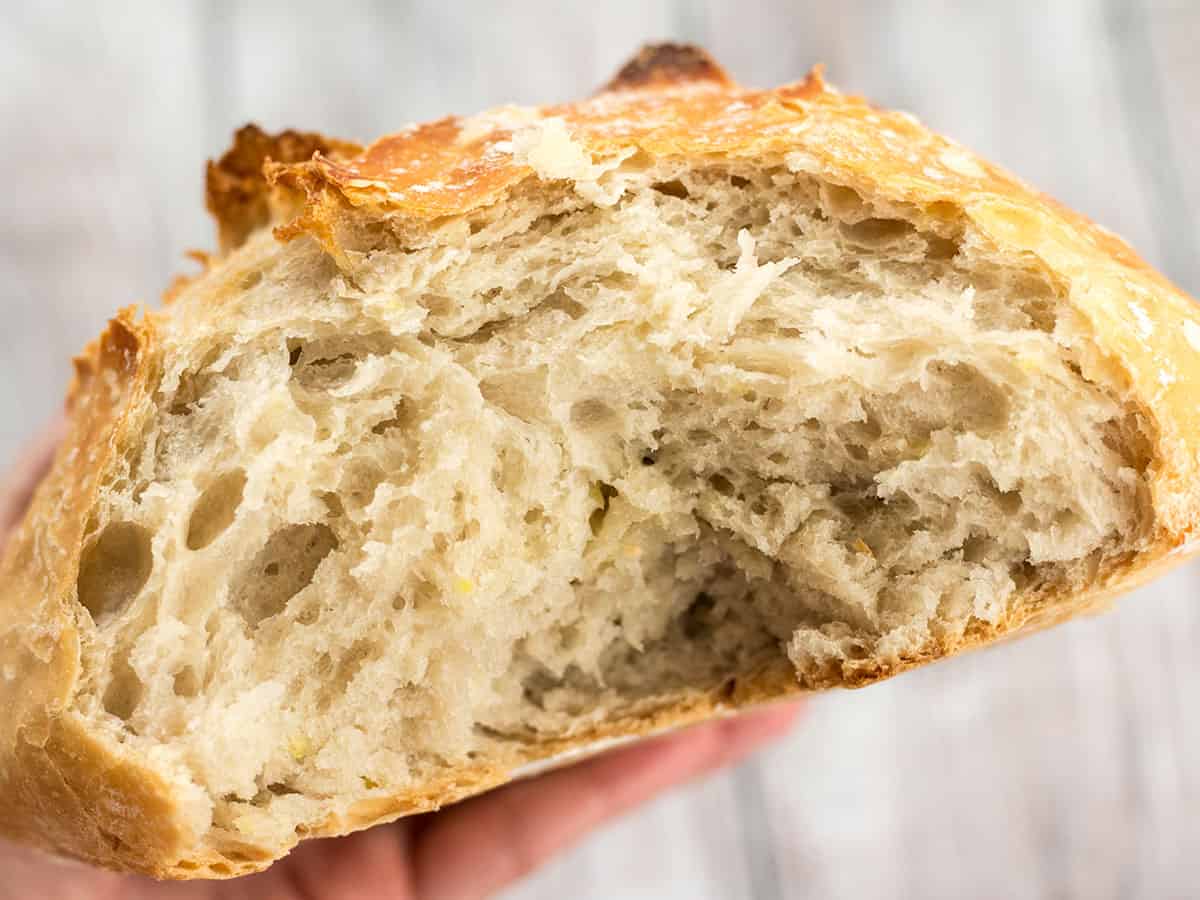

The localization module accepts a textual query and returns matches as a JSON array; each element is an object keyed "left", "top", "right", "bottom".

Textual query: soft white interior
[{"left": 69, "top": 156, "right": 1150, "bottom": 860}]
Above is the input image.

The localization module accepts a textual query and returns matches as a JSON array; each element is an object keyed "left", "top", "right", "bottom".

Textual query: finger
[
  {"left": 412, "top": 702, "right": 801, "bottom": 900},
  {"left": 0, "top": 417, "right": 67, "bottom": 542},
  {"left": 0, "top": 837, "right": 129, "bottom": 900},
  {"left": 238, "top": 817, "right": 419, "bottom": 900}
]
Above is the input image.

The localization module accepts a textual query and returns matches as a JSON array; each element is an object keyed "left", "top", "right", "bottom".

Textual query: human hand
[{"left": 0, "top": 421, "right": 801, "bottom": 900}]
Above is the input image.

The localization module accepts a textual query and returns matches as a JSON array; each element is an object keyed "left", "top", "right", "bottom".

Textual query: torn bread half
[{"left": 2, "top": 44, "right": 1199, "bottom": 878}]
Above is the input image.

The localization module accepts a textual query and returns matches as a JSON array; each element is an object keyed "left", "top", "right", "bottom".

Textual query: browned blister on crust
[
  {"left": 602, "top": 42, "right": 734, "bottom": 92},
  {"left": 2, "top": 43, "right": 1199, "bottom": 879}
]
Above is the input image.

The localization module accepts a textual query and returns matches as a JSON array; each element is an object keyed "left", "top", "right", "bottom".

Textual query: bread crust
[
  {"left": 0, "top": 313, "right": 200, "bottom": 872},
  {"left": 2, "top": 43, "right": 1199, "bottom": 878},
  {"left": 205, "top": 124, "right": 361, "bottom": 256}
]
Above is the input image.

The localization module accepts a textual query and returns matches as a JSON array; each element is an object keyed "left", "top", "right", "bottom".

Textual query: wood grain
[{"left": 0, "top": 3, "right": 1197, "bottom": 898}]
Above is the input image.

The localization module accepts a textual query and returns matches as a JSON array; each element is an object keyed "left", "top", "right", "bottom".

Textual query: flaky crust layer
[{"left": 2, "top": 44, "right": 1199, "bottom": 878}]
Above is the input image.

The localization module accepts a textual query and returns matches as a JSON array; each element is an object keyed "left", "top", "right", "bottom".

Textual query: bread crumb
[
  {"left": 287, "top": 734, "right": 311, "bottom": 762},
  {"left": 515, "top": 118, "right": 594, "bottom": 182}
]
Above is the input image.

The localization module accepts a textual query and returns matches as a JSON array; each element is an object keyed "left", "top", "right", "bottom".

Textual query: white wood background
[{"left": 3, "top": 2, "right": 1199, "bottom": 898}]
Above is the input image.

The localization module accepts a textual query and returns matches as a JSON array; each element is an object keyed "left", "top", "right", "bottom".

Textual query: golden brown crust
[
  {"left": 0, "top": 311, "right": 203, "bottom": 874},
  {"left": 3, "top": 43, "right": 1200, "bottom": 879},
  {"left": 2, "top": 312, "right": 148, "bottom": 753},
  {"left": 205, "top": 124, "right": 361, "bottom": 255},
  {"left": 4, "top": 716, "right": 199, "bottom": 874}
]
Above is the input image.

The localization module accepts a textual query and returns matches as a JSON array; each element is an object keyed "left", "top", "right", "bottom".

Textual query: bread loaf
[{"left": 2, "top": 44, "right": 1198, "bottom": 878}]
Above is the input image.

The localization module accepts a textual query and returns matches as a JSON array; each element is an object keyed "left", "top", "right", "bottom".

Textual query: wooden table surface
[{"left": 2, "top": 3, "right": 1198, "bottom": 898}]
